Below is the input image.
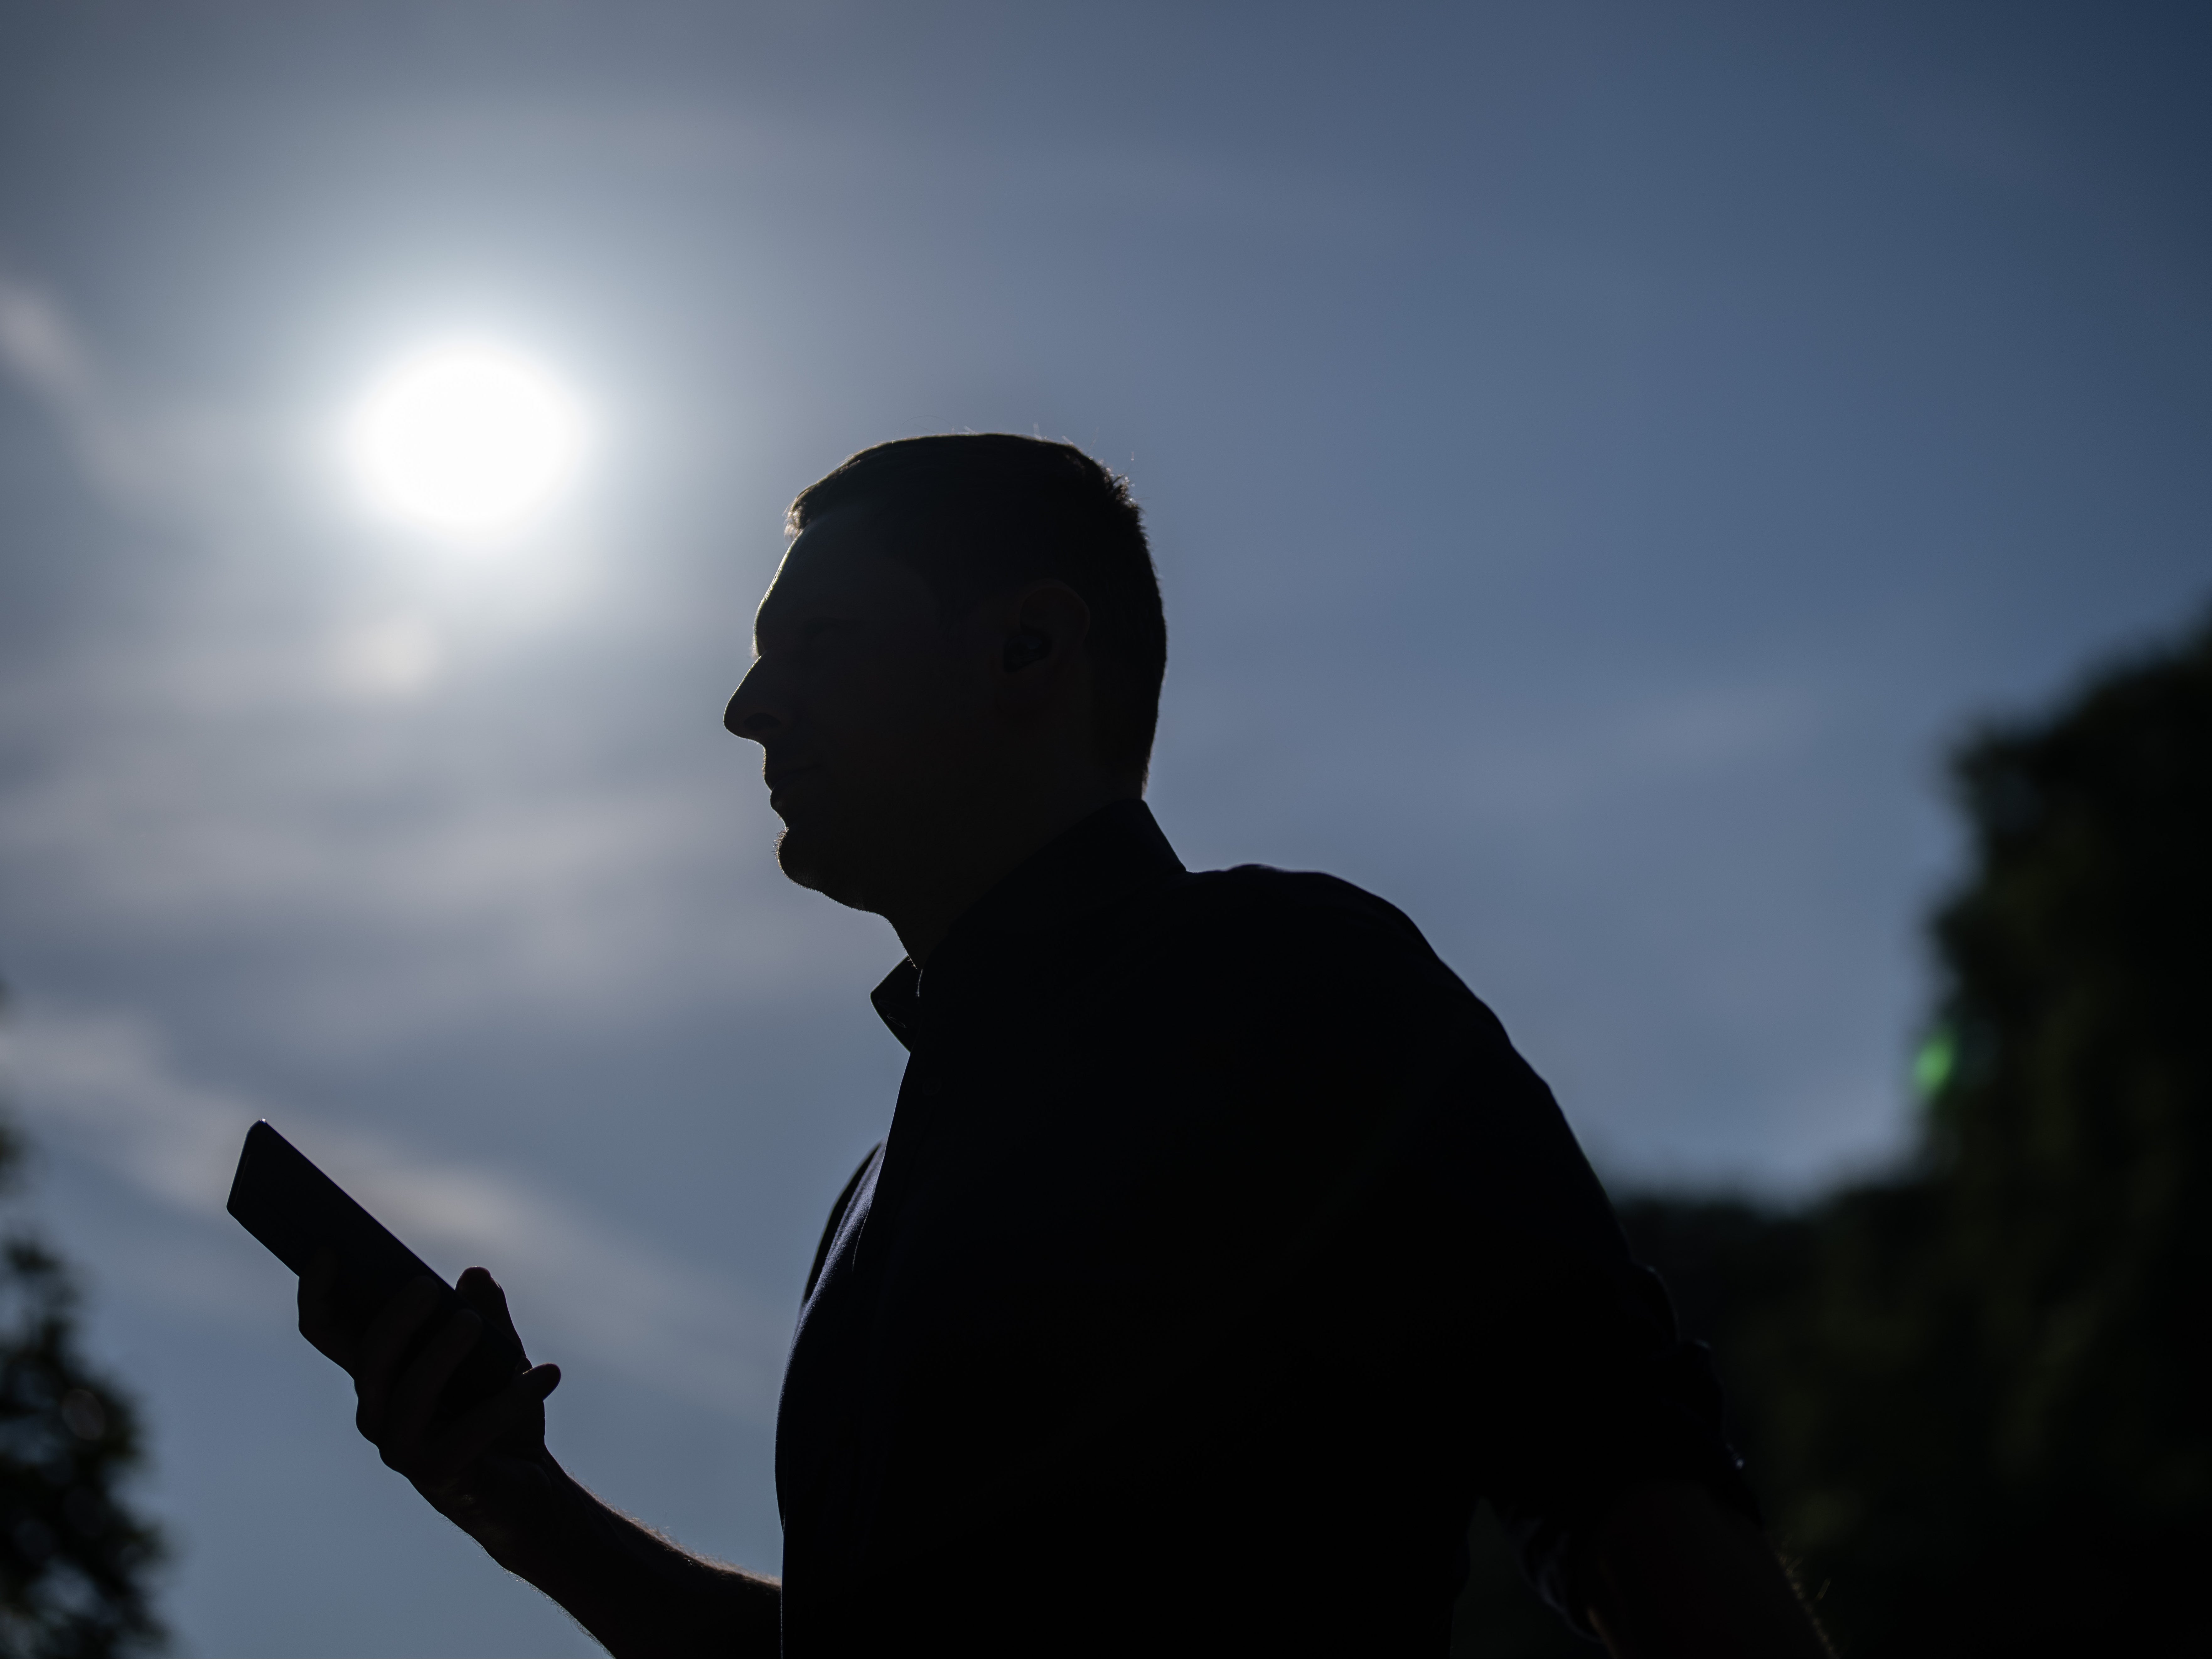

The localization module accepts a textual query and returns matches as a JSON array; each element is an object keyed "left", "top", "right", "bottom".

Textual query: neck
[{"left": 885, "top": 775, "right": 1136, "bottom": 966}]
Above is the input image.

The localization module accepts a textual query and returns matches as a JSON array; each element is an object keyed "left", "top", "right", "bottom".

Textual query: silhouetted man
[{"left": 301, "top": 435, "right": 1828, "bottom": 1656}]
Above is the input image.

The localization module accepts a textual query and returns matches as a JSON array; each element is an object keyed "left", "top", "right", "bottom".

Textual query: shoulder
[
  {"left": 1158, "top": 864, "right": 1453, "bottom": 981},
  {"left": 1163, "top": 863, "right": 1427, "bottom": 939},
  {"left": 1126, "top": 863, "right": 1505, "bottom": 1038}
]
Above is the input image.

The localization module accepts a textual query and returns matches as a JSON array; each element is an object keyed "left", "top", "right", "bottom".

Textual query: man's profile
[{"left": 297, "top": 434, "right": 1829, "bottom": 1656}]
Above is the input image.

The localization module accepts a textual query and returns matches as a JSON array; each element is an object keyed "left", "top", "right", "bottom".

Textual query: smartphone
[{"left": 226, "top": 1120, "right": 527, "bottom": 1419}]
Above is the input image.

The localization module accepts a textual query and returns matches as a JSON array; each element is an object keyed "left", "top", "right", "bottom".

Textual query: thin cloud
[
  {"left": 0, "top": 275, "right": 881, "bottom": 1052},
  {"left": 1, "top": 1003, "right": 787, "bottom": 1421},
  {"left": 0, "top": 272, "right": 244, "bottom": 522}
]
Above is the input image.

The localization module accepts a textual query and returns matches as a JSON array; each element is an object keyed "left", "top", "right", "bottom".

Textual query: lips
[{"left": 765, "top": 764, "right": 823, "bottom": 810}]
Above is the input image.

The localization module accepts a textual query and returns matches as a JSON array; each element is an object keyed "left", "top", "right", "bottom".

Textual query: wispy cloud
[
  {"left": 0, "top": 273, "right": 881, "bottom": 1054},
  {"left": 0, "top": 272, "right": 249, "bottom": 524},
  {"left": 1, "top": 1003, "right": 787, "bottom": 1421},
  {"left": 359, "top": 99, "right": 1409, "bottom": 243}
]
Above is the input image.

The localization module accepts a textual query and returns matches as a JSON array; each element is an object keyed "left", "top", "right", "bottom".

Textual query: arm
[
  {"left": 300, "top": 1256, "right": 780, "bottom": 1659},
  {"left": 1580, "top": 1481, "right": 1830, "bottom": 1659}
]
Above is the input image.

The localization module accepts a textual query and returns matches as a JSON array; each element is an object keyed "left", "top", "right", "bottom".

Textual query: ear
[{"left": 994, "top": 582, "right": 1091, "bottom": 709}]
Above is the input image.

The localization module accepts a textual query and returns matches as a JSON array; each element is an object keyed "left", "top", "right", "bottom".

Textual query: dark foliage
[
  {"left": 0, "top": 1003, "right": 164, "bottom": 1657},
  {"left": 1598, "top": 613, "right": 2212, "bottom": 1657}
]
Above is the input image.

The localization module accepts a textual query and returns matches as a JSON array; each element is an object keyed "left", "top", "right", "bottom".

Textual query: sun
[{"left": 346, "top": 343, "right": 587, "bottom": 537}]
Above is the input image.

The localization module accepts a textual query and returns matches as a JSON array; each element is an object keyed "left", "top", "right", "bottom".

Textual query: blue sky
[{"left": 0, "top": 4, "right": 2207, "bottom": 1652}]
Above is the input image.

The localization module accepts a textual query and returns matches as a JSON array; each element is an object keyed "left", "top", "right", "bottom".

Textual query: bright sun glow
[{"left": 346, "top": 343, "right": 587, "bottom": 537}]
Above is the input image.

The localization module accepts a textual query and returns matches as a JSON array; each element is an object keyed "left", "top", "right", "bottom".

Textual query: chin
[
  {"left": 774, "top": 825, "right": 865, "bottom": 910},
  {"left": 773, "top": 825, "right": 825, "bottom": 890}
]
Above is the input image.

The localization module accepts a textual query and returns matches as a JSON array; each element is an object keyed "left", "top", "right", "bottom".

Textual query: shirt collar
[{"left": 868, "top": 799, "right": 1184, "bottom": 1049}]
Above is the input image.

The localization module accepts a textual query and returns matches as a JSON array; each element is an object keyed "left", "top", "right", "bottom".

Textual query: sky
[{"left": 0, "top": 3, "right": 2206, "bottom": 1653}]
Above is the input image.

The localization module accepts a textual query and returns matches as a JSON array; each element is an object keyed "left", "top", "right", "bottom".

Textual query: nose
[{"left": 723, "top": 659, "right": 786, "bottom": 741}]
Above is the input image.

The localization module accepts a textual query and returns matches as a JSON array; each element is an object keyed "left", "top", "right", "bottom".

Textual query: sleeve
[
  {"left": 1201, "top": 876, "right": 1761, "bottom": 1634},
  {"left": 1403, "top": 971, "right": 1765, "bottom": 1631}
]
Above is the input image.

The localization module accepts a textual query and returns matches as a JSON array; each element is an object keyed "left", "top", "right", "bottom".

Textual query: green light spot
[{"left": 1914, "top": 1027, "right": 1957, "bottom": 1101}]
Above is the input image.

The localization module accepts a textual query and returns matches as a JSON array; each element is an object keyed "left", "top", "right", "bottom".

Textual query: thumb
[{"left": 456, "top": 1266, "right": 529, "bottom": 1368}]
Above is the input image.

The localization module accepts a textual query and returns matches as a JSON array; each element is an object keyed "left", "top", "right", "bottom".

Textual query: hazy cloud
[
  {"left": 0, "top": 273, "right": 251, "bottom": 526},
  {"left": 2, "top": 1003, "right": 786, "bottom": 1420}
]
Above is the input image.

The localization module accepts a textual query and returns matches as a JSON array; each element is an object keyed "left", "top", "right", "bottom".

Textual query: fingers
[
  {"left": 332, "top": 1268, "right": 560, "bottom": 1502},
  {"left": 413, "top": 1364, "right": 562, "bottom": 1492},
  {"left": 353, "top": 1276, "right": 444, "bottom": 1441},
  {"left": 297, "top": 1250, "right": 353, "bottom": 1370},
  {"left": 456, "top": 1266, "right": 530, "bottom": 1369},
  {"left": 381, "top": 1306, "right": 484, "bottom": 1465}
]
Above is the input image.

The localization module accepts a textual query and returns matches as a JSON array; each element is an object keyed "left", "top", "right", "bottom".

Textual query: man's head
[{"left": 723, "top": 435, "right": 1166, "bottom": 944}]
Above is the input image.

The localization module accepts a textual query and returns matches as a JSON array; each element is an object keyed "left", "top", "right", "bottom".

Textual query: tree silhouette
[
  {"left": 1616, "top": 610, "right": 2212, "bottom": 1656},
  {"left": 1455, "top": 609, "right": 2212, "bottom": 1655},
  {"left": 0, "top": 987, "right": 164, "bottom": 1658}
]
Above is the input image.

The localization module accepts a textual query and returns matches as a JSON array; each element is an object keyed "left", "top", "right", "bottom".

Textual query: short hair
[{"left": 789, "top": 434, "right": 1167, "bottom": 779}]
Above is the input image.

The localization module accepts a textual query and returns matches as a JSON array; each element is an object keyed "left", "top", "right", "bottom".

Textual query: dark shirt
[{"left": 775, "top": 801, "right": 1751, "bottom": 1656}]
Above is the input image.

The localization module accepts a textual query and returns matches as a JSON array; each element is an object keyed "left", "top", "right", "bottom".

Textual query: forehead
[{"left": 756, "top": 507, "right": 934, "bottom": 627}]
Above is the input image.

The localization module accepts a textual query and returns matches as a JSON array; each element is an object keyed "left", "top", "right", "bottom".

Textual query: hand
[
  {"left": 298, "top": 1255, "right": 780, "bottom": 1656},
  {"left": 1582, "top": 1481, "right": 1831, "bottom": 1659},
  {"left": 299, "top": 1255, "right": 566, "bottom": 1568}
]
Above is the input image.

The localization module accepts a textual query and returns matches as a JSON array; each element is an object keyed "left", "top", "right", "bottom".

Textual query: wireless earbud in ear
[{"left": 1004, "top": 629, "right": 1050, "bottom": 671}]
